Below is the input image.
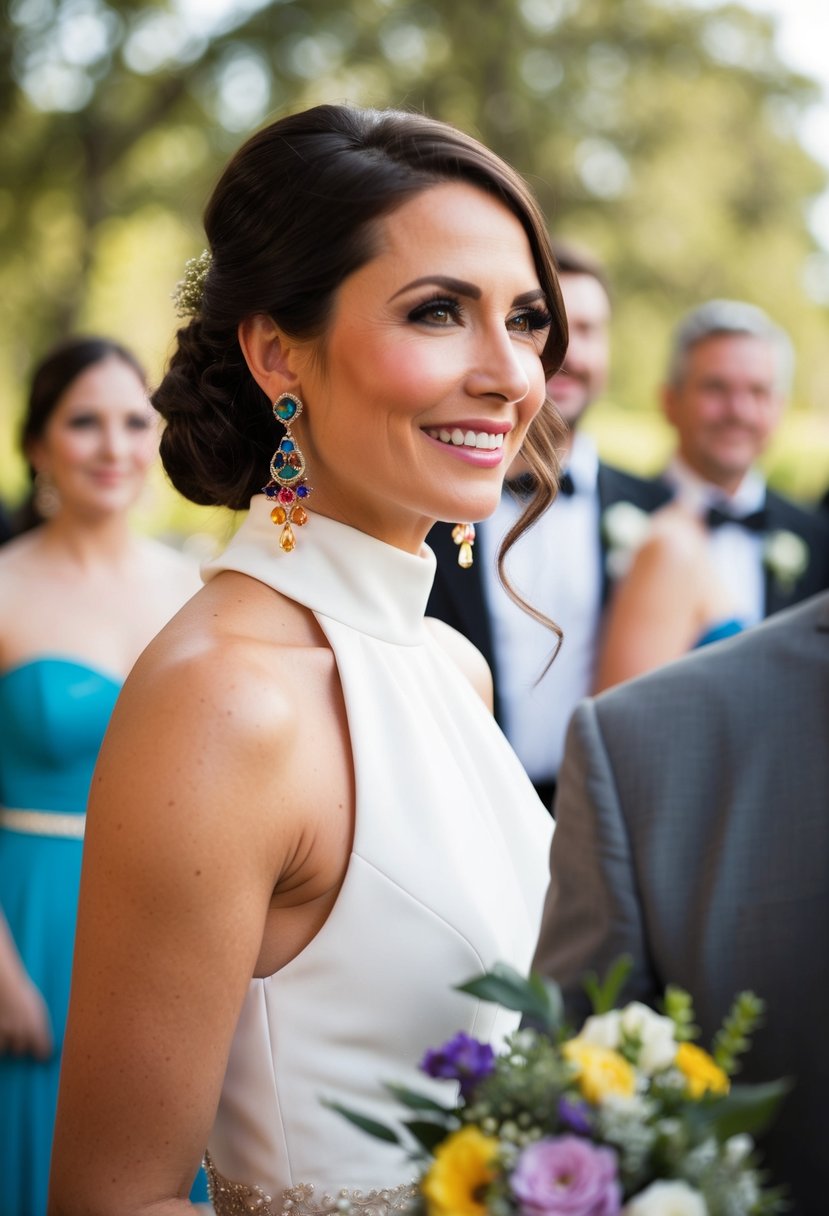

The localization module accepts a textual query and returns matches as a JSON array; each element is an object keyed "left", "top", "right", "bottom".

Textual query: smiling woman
[
  {"left": 49, "top": 105, "right": 567, "bottom": 1216},
  {"left": 0, "top": 337, "right": 203, "bottom": 1216}
]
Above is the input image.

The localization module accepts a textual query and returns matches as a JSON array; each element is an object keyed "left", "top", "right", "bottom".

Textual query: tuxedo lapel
[
  {"left": 426, "top": 520, "right": 497, "bottom": 670},
  {"left": 595, "top": 467, "right": 671, "bottom": 604},
  {"left": 761, "top": 490, "right": 829, "bottom": 616}
]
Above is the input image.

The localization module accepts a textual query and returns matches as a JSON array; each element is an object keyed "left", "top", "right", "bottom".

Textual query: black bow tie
[
  {"left": 706, "top": 505, "right": 768, "bottom": 533},
  {"left": 507, "top": 470, "right": 575, "bottom": 499}
]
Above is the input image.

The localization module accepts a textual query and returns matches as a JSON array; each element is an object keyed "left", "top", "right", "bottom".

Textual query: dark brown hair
[
  {"left": 153, "top": 104, "right": 568, "bottom": 622},
  {"left": 22, "top": 336, "right": 146, "bottom": 468}
]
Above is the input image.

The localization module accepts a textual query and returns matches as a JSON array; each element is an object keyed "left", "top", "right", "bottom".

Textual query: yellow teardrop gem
[
  {"left": 279, "top": 524, "right": 296, "bottom": 552},
  {"left": 457, "top": 541, "right": 474, "bottom": 569}
]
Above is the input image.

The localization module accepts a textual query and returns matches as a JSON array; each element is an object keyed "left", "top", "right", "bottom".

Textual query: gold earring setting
[{"left": 452, "top": 522, "right": 475, "bottom": 569}]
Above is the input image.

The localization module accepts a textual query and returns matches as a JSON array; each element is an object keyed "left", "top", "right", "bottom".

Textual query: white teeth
[{"left": 426, "top": 427, "right": 506, "bottom": 450}]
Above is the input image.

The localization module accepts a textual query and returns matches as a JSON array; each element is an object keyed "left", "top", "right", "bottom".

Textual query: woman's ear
[{"left": 238, "top": 315, "right": 303, "bottom": 401}]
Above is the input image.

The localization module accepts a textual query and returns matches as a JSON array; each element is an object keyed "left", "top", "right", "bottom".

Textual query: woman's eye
[
  {"left": 408, "top": 297, "right": 460, "bottom": 326},
  {"left": 67, "top": 415, "right": 98, "bottom": 428},
  {"left": 509, "top": 307, "right": 552, "bottom": 334},
  {"left": 127, "top": 415, "right": 153, "bottom": 430}
]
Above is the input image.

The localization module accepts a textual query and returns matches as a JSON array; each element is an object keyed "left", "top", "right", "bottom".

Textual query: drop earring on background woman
[
  {"left": 33, "top": 470, "right": 60, "bottom": 519},
  {"left": 452, "top": 521, "right": 475, "bottom": 568},
  {"left": 263, "top": 393, "right": 312, "bottom": 552}
]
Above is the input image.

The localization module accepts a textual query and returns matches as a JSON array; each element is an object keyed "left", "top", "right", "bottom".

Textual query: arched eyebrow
[{"left": 389, "top": 275, "right": 546, "bottom": 308}]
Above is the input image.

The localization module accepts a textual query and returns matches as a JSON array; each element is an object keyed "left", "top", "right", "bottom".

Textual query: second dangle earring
[
  {"left": 262, "top": 392, "right": 312, "bottom": 552},
  {"left": 452, "top": 522, "right": 476, "bottom": 569}
]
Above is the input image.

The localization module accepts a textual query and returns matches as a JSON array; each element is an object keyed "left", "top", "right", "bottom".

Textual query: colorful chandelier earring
[
  {"left": 451, "top": 522, "right": 476, "bottom": 569},
  {"left": 262, "top": 392, "right": 312, "bottom": 552}
]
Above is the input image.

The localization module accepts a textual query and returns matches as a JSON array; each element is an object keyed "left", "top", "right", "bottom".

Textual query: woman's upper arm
[
  {"left": 594, "top": 529, "right": 702, "bottom": 691},
  {"left": 51, "top": 645, "right": 295, "bottom": 1214}
]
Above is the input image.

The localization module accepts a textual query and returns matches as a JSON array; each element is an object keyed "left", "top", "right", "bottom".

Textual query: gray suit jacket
[{"left": 533, "top": 592, "right": 829, "bottom": 1215}]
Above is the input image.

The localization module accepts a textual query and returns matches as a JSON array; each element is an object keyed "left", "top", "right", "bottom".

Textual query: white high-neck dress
[{"left": 201, "top": 496, "right": 553, "bottom": 1215}]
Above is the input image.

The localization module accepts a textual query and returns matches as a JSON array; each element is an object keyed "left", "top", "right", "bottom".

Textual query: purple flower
[
  {"left": 557, "top": 1097, "right": 593, "bottom": 1136},
  {"left": 420, "top": 1032, "right": 495, "bottom": 1099},
  {"left": 511, "top": 1136, "right": 621, "bottom": 1216}
]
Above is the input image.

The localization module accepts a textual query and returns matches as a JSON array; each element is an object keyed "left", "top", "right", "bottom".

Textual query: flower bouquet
[{"left": 333, "top": 960, "right": 789, "bottom": 1216}]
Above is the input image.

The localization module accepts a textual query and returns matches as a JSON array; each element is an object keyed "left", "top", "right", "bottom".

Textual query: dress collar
[{"left": 202, "top": 496, "right": 436, "bottom": 646}]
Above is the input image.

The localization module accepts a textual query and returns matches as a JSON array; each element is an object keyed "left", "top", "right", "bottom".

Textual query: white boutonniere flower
[
  {"left": 601, "top": 501, "right": 651, "bottom": 580},
  {"left": 763, "top": 529, "right": 809, "bottom": 592}
]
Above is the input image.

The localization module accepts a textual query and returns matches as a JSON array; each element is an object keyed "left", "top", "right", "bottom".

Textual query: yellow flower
[
  {"left": 422, "top": 1126, "right": 499, "bottom": 1216},
  {"left": 675, "top": 1042, "right": 730, "bottom": 1098},
  {"left": 563, "top": 1036, "right": 637, "bottom": 1104}
]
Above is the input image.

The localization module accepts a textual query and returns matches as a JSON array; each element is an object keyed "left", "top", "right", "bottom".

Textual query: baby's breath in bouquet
[{"left": 333, "top": 960, "right": 788, "bottom": 1216}]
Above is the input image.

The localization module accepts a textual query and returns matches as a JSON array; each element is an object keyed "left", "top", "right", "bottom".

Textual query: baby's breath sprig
[{"left": 171, "top": 248, "right": 212, "bottom": 317}]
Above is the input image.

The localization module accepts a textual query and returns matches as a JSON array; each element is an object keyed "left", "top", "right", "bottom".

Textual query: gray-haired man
[{"left": 656, "top": 298, "right": 829, "bottom": 617}]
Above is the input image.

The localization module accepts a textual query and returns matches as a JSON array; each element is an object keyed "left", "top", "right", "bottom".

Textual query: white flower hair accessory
[
  {"left": 601, "top": 501, "right": 651, "bottom": 580},
  {"left": 171, "top": 248, "right": 212, "bottom": 317},
  {"left": 763, "top": 529, "right": 809, "bottom": 592}
]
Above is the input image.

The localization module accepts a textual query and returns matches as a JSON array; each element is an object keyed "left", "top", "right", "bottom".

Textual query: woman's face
[
  {"left": 292, "top": 181, "right": 552, "bottom": 551},
  {"left": 29, "top": 355, "right": 158, "bottom": 520}
]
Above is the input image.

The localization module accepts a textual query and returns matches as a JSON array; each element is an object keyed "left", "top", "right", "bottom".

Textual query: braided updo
[{"left": 153, "top": 104, "right": 567, "bottom": 522}]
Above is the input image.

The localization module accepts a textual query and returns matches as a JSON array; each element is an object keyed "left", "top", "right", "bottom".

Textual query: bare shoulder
[
  {"left": 96, "top": 570, "right": 332, "bottom": 879},
  {"left": 425, "top": 616, "right": 494, "bottom": 711},
  {"left": 637, "top": 504, "right": 710, "bottom": 573},
  {"left": 0, "top": 532, "right": 48, "bottom": 633}
]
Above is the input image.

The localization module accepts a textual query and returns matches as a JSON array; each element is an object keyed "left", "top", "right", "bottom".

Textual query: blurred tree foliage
[{"left": 2, "top": 0, "right": 829, "bottom": 525}]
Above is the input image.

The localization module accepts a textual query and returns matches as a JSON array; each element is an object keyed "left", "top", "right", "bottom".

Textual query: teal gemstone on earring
[{"left": 274, "top": 396, "right": 299, "bottom": 423}]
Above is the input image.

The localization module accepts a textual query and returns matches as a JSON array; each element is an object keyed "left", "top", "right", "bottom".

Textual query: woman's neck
[{"left": 36, "top": 511, "right": 141, "bottom": 572}]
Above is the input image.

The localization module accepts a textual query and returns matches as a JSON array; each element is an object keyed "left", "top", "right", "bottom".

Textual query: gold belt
[
  {"left": 0, "top": 807, "right": 85, "bottom": 839},
  {"left": 205, "top": 1152, "right": 416, "bottom": 1216}
]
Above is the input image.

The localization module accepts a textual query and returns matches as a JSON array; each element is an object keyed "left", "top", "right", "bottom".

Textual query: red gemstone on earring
[{"left": 278, "top": 488, "right": 295, "bottom": 504}]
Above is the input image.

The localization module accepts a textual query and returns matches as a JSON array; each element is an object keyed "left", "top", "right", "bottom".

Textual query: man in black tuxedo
[
  {"left": 427, "top": 243, "right": 668, "bottom": 809},
  {"left": 654, "top": 299, "right": 829, "bottom": 619}
]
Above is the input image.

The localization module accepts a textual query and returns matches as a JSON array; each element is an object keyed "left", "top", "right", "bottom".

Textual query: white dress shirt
[
  {"left": 663, "top": 457, "right": 766, "bottom": 626},
  {"left": 479, "top": 432, "right": 604, "bottom": 783}
]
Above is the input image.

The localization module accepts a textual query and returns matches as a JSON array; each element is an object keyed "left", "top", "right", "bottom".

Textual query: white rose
[
  {"left": 623, "top": 1180, "right": 708, "bottom": 1216},
  {"left": 619, "top": 1002, "right": 678, "bottom": 1074},
  {"left": 578, "top": 1009, "right": 623, "bottom": 1051},
  {"left": 763, "top": 529, "right": 809, "bottom": 589},
  {"left": 603, "top": 501, "right": 651, "bottom": 550},
  {"left": 580, "top": 1004, "right": 677, "bottom": 1075}
]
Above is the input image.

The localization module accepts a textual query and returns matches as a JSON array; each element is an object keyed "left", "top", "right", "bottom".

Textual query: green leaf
[
  {"left": 384, "top": 1082, "right": 454, "bottom": 1116},
  {"left": 404, "top": 1118, "right": 450, "bottom": 1153},
  {"left": 684, "top": 1079, "right": 792, "bottom": 1141},
  {"left": 323, "top": 1101, "right": 401, "bottom": 1145},
  {"left": 457, "top": 963, "right": 563, "bottom": 1032},
  {"left": 582, "top": 956, "right": 633, "bottom": 1015}
]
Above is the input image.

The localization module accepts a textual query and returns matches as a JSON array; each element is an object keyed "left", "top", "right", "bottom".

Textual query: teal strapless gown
[{"left": 0, "top": 658, "right": 209, "bottom": 1214}]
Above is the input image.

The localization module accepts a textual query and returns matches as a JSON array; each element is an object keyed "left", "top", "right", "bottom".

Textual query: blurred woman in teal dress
[{"left": 0, "top": 336, "right": 203, "bottom": 1215}]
